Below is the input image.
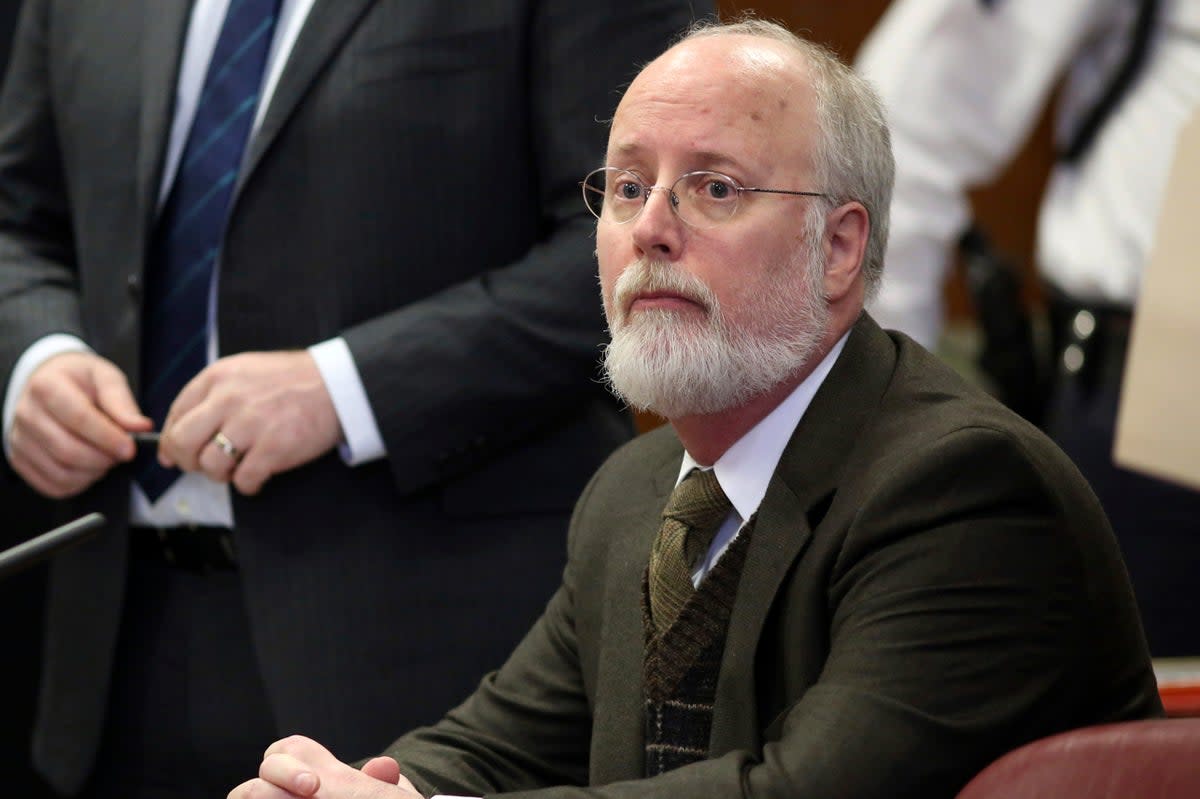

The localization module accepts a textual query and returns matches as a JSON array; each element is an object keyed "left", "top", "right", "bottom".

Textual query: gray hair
[{"left": 678, "top": 18, "right": 894, "bottom": 301}]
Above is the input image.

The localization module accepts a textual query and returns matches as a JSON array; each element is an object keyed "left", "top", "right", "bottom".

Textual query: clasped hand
[{"left": 228, "top": 735, "right": 422, "bottom": 799}]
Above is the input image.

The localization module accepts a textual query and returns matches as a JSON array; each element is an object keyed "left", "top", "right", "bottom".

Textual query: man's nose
[{"left": 630, "top": 187, "right": 684, "bottom": 259}]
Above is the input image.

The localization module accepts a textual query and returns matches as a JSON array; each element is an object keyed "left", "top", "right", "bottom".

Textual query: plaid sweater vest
[{"left": 641, "top": 523, "right": 755, "bottom": 776}]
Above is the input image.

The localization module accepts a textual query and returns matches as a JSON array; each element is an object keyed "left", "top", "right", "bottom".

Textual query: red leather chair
[{"left": 956, "top": 720, "right": 1200, "bottom": 798}]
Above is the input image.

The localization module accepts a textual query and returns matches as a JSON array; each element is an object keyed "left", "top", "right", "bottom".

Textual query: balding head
[
  {"left": 594, "top": 19, "right": 891, "bottom": 442},
  {"left": 612, "top": 32, "right": 821, "bottom": 192},
  {"left": 656, "top": 19, "right": 895, "bottom": 299}
]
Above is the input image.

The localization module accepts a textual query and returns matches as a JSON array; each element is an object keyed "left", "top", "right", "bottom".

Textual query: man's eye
[
  {"left": 704, "top": 178, "right": 734, "bottom": 199},
  {"left": 617, "top": 182, "right": 643, "bottom": 200}
]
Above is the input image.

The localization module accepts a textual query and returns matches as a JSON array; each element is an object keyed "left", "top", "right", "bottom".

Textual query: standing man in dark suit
[
  {"left": 0, "top": 2, "right": 55, "bottom": 794},
  {"left": 0, "top": 1, "right": 707, "bottom": 797},
  {"left": 0, "top": 5, "right": 58, "bottom": 797},
  {"left": 231, "top": 18, "right": 1161, "bottom": 799}
]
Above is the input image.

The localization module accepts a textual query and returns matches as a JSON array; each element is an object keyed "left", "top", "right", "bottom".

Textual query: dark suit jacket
[
  {"left": 383, "top": 315, "right": 1162, "bottom": 799},
  {"left": 0, "top": 0, "right": 706, "bottom": 792}
]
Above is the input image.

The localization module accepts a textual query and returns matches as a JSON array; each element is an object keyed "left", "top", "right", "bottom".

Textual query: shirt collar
[{"left": 677, "top": 330, "right": 850, "bottom": 522}]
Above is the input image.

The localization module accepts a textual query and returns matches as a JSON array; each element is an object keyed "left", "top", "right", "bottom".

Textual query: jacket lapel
[
  {"left": 236, "top": 0, "right": 375, "bottom": 194},
  {"left": 710, "top": 315, "right": 899, "bottom": 754},
  {"left": 136, "top": 0, "right": 192, "bottom": 241},
  {"left": 136, "top": 1, "right": 377, "bottom": 239},
  {"left": 590, "top": 438, "right": 681, "bottom": 784}
]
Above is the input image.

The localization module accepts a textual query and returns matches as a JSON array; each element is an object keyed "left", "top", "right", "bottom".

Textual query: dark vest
[{"left": 641, "top": 523, "right": 755, "bottom": 776}]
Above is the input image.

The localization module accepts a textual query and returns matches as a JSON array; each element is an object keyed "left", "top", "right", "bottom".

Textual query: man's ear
[{"left": 822, "top": 201, "right": 869, "bottom": 302}]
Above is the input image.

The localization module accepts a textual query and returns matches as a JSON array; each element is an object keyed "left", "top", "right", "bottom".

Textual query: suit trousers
[{"left": 81, "top": 548, "right": 275, "bottom": 799}]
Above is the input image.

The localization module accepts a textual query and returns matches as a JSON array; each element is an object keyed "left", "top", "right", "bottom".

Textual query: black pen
[{"left": 131, "top": 431, "right": 161, "bottom": 445}]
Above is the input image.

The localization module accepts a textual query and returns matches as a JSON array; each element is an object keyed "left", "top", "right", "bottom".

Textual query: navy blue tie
[{"left": 137, "top": 0, "right": 283, "bottom": 501}]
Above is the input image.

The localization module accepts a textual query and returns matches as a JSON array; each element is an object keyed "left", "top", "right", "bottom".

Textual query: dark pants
[
  {"left": 81, "top": 552, "right": 275, "bottom": 799},
  {"left": 1045, "top": 306, "right": 1200, "bottom": 657},
  {"left": 1, "top": 482, "right": 56, "bottom": 799}
]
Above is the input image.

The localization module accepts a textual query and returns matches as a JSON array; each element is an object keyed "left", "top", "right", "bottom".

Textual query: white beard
[{"left": 601, "top": 247, "right": 830, "bottom": 419}]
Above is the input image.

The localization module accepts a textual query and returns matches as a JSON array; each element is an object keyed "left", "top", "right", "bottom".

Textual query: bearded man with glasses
[{"left": 232, "top": 18, "right": 1160, "bottom": 799}]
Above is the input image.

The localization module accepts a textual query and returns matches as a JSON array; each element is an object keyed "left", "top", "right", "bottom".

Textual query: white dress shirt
[
  {"left": 679, "top": 332, "right": 849, "bottom": 585},
  {"left": 857, "top": 0, "right": 1200, "bottom": 348},
  {"left": 2, "top": 0, "right": 387, "bottom": 527}
]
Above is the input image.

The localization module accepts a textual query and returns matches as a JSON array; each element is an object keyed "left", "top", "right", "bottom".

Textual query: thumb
[
  {"left": 91, "top": 359, "right": 152, "bottom": 431},
  {"left": 361, "top": 756, "right": 401, "bottom": 785}
]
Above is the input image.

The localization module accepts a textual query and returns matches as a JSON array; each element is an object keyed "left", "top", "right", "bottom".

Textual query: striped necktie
[
  {"left": 136, "top": 0, "right": 283, "bottom": 501},
  {"left": 647, "top": 469, "right": 732, "bottom": 634}
]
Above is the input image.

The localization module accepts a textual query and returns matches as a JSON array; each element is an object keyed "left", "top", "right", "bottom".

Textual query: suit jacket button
[{"left": 127, "top": 273, "right": 142, "bottom": 299}]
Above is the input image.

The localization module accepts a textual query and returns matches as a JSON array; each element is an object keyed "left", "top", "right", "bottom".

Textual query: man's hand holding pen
[{"left": 8, "top": 351, "right": 152, "bottom": 498}]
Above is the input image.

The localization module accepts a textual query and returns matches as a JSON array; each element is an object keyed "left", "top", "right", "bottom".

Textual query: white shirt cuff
[
  {"left": 308, "top": 337, "right": 386, "bottom": 465},
  {"left": 3, "top": 334, "right": 92, "bottom": 460}
]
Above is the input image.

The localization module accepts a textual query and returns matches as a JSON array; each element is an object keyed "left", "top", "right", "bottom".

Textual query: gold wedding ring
[{"left": 212, "top": 431, "right": 242, "bottom": 461}]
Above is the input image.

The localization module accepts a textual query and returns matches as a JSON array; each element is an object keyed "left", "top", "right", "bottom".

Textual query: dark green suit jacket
[{"left": 384, "top": 315, "right": 1161, "bottom": 798}]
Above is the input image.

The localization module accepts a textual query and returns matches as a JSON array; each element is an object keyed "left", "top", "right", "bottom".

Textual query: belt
[
  {"left": 1048, "top": 297, "right": 1132, "bottom": 391},
  {"left": 129, "top": 525, "right": 238, "bottom": 572}
]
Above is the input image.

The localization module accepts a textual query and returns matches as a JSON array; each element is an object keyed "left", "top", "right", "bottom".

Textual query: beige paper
[{"left": 1114, "top": 108, "right": 1200, "bottom": 490}]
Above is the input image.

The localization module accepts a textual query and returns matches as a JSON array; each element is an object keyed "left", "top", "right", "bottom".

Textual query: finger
[
  {"left": 11, "top": 438, "right": 105, "bottom": 492},
  {"left": 261, "top": 736, "right": 346, "bottom": 785},
  {"left": 159, "top": 393, "right": 228, "bottom": 471},
  {"left": 259, "top": 753, "right": 320, "bottom": 796},
  {"left": 11, "top": 403, "right": 117, "bottom": 475},
  {"left": 163, "top": 364, "right": 216, "bottom": 431},
  {"left": 361, "top": 757, "right": 401, "bottom": 785},
  {"left": 196, "top": 429, "right": 248, "bottom": 485},
  {"left": 7, "top": 452, "right": 62, "bottom": 498},
  {"left": 9, "top": 445, "right": 102, "bottom": 499},
  {"left": 264, "top": 735, "right": 331, "bottom": 763},
  {"left": 35, "top": 373, "right": 135, "bottom": 461},
  {"left": 396, "top": 771, "right": 419, "bottom": 794},
  {"left": 10, "top": 408, "right": 117, "bottom": 498},
  {"left": 230, "top": 440, "right": 275, "bottom": 496},
  {"left": 91, "top": 359, "right": 152, "bottom": 432},
  {"left": 231, "top": 412, "right": 330, "bottom": 496}
]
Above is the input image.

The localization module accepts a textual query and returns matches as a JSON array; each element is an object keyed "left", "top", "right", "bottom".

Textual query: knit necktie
[
  {"left": 647, "top": 469, "right": 732, "bottom": 635},
  {"left": 136, "top": 0, "right": 283, "bottom": 501}
]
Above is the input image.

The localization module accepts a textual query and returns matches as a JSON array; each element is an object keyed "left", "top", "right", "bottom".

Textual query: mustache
[{"left": 611, "top": 259, "right": 717, "bottom": 319}]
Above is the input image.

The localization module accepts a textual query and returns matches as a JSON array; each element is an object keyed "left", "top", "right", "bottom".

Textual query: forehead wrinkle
[{"left": 607, "top": 94, "right": 715, "bottom": 162}]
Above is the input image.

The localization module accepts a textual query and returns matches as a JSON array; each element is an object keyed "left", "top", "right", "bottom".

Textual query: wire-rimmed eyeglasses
[{"left": 581, "top": 167, "right": 829, "bottom": 229}]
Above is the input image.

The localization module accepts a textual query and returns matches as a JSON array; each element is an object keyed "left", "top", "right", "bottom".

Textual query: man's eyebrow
[
  {"left": 606, "top": 144, "right": 749, "bottom": 175},
  {"left": 687, "top": 151, "right": 749, "bottom": 174},
  {"left": 608, "top": 141, "right": 646, "bottom": 162}
]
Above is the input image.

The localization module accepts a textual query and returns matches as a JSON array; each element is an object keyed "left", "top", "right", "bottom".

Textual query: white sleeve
[
  {"left": 855, "top": 0, "right": 1112, "bottom": 347},
  {"left": 3, "top": 334, "right": 93, "bottom": 459},
  {"left": 308, "top": 336, "right": 387, "bottom": 466}
]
